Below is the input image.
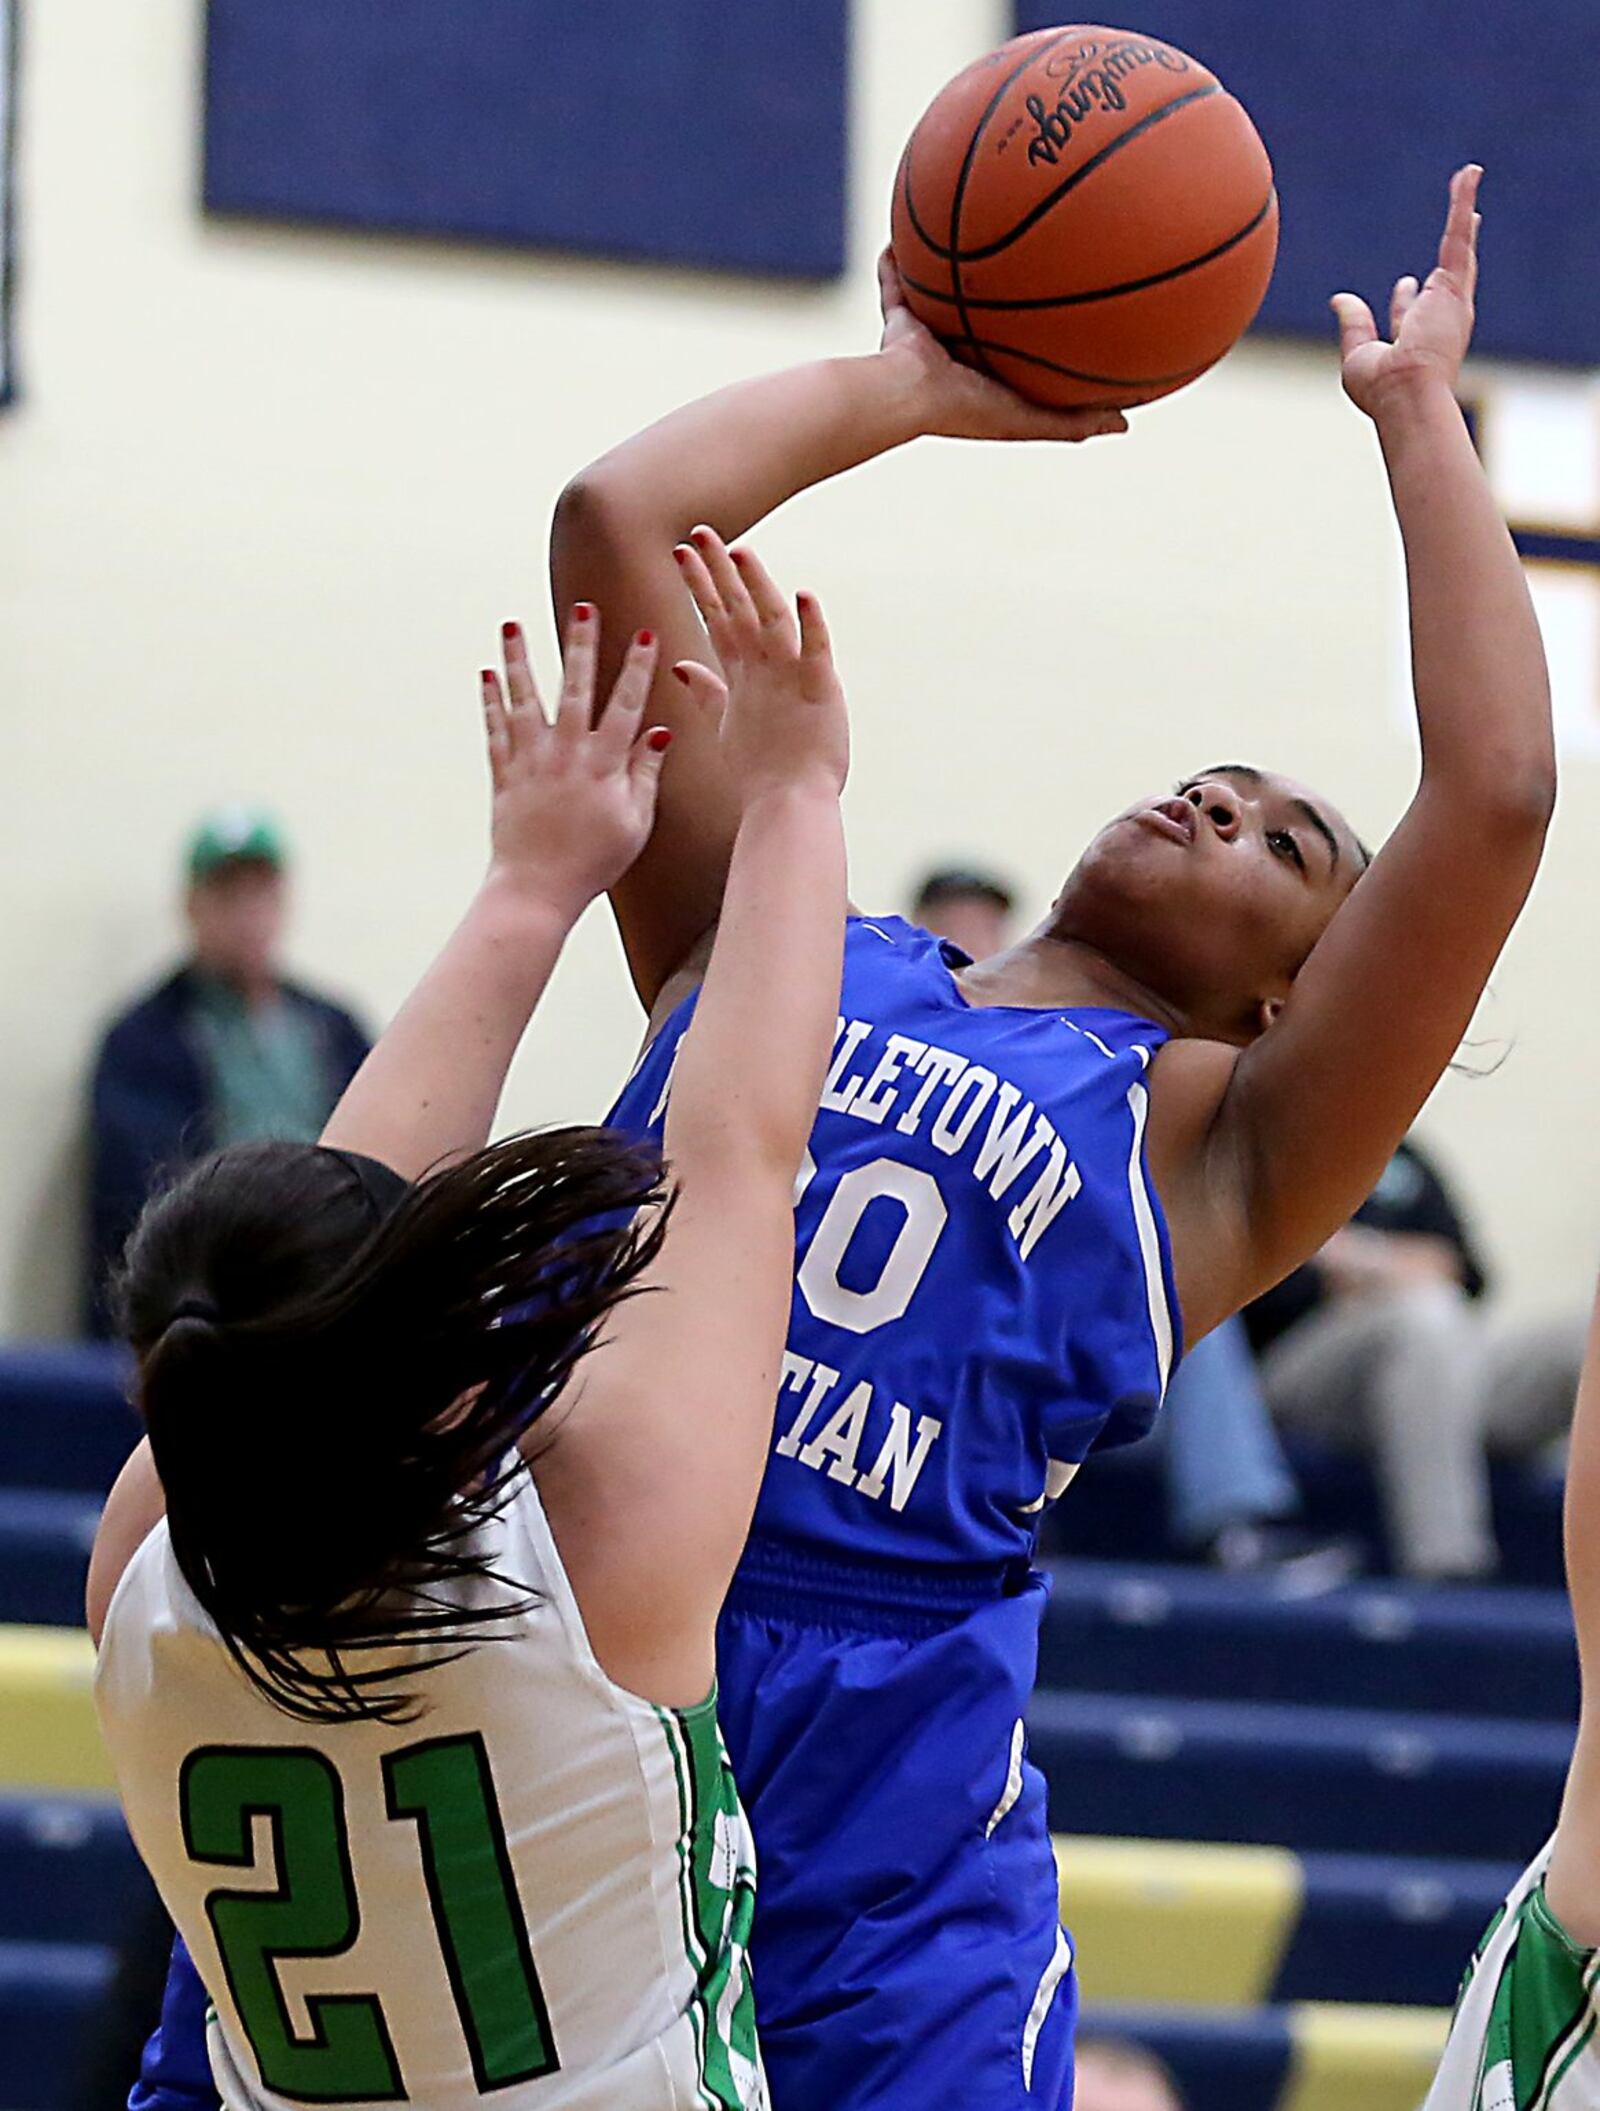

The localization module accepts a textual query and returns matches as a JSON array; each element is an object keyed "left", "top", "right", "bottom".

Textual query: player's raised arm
[
  {"left": 86, "top": 617, "right": 670, "bottom": 1648},
  {"left": 1177, "top": 167, "right": 1556, "bottom": 1325},
  {"left": 550, "top": 258, "right": 1125, "bottom": 1011},
  {"left": 528, "top": 536, "right": 850, "bottom": 1704},
  {"left": 320, "top": 616, "right": 667, "bottom": 1179},
  {"left": 1545, "top": 1280, "right": 1600, "bottom": 1943}
]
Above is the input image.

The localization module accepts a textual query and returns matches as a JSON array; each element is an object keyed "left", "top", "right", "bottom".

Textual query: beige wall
[{"left": 4, "top": 0, "right": 1596, "bottom": 1338}]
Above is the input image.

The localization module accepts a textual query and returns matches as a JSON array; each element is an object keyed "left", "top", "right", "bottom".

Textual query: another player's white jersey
[
  {"left": 96, "top": 1466, "right": 766, "bottom": 2111},
  {"left": 1424, "top": 1840, "right": 1600, "bottom": 2111}
]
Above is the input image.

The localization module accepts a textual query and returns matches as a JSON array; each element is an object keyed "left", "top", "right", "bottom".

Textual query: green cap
[{"left": 186, "top": 807, "right": 287, "bottom": 883}]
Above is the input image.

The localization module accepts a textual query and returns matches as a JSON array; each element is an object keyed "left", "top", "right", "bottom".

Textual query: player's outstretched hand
[
  {"left": 671, "top": 527, "right": 850, "bottom": 808},
  {"left": 1333, "top": 165, "right": 1481, "bottom": 420},
  {"left": 484, "top": 609, "right": 668, "bottom": 921},
  {"left": 877, "top": 248, "right": 1129, "bottom": 446}
]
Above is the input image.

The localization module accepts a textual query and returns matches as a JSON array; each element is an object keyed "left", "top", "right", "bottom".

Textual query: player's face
[{"left": 1057, "top": 764, "right": 1364, "bottom": 1043}]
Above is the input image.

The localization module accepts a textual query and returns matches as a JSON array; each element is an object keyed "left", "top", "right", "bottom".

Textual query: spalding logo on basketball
[{"left": 891, "top": 26, "right": 1279, "bottom": 409}]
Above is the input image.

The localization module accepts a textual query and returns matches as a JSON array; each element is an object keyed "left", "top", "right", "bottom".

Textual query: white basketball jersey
[
  {"left": 95, "top": 1467, "right": 766, "bottom": 2111},
  {"left": 1424, "top": 1840, "right": 1600, "bottom": 2111}
]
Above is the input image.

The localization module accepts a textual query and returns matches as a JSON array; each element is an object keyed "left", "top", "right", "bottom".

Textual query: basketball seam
[
  {"left": 941, "top": 334, "right": 1216, "bottom": 390},
  {"left": 933, "top": 82, "right": 1224, "bottom": 267},
  {"left": 899, "top": 189, "right": 1277, "bottom": 314},
  {"left": 943, "top": 30, "right": 1088, "bottom": 385},
  {"left": 898, "top": 30, "right": 1084, "bottom": 265}
]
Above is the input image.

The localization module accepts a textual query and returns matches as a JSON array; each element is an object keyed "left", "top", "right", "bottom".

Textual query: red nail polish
[
  {"left": 573, "top": 603, "right": 593, "bottom": 623},
  {"left": 637, "top": 629, "right": 655, "bottom": 648},
  {"left": 647, "top": 728, "right": 673, "bottom": 752},
  {"left": 501, "top": 620, "right": 518, "bottom": 640},
  {"left": 671, "top": 666, "right": 691, "bottom": 687},
  {"left": 480, "top": 668, "right": 496, "bottom": 684},
  {"left": 672, "top": 545, "right": 689, "bottom": 563}
]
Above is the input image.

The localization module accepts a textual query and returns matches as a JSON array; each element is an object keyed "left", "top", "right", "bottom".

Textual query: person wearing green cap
[{"left": 85, "top": 808, "right": 370, "bottom": 1335}]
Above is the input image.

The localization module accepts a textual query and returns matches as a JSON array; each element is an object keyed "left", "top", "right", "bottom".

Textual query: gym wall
[{"left": 2, "top": 0, "right": 1596, "bottom": 1337}]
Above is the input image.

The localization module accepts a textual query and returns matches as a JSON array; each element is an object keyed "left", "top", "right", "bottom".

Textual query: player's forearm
[
  {"left": 1380, "top": 373, "right": 1556, "bottom": 823},
  {"left": 319, "top": 877, "right": 573, "bottom": 1179},
  {"left": 555, "top": 348, "right": 928, "bottom": 554},
  {"left": 666, "top": 781, "right": 846, "bottom": 1182}
]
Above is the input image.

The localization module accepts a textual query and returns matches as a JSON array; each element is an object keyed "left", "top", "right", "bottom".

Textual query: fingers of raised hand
[
  {"left": 670, "top": 660, "right": 729, "bottom": 728},
  {"left": 674, "top": 539, "right": 732, "bottom": 655},
  {"left": 1050, "top": 405, "right": 1130, "bottom": 443},
  {"left": 500, "top": 621, "right": 545, "bottom": 733},
  {"left": 730, "top": 544, "right": 799, "bottom": 652},
  {"left": 795, "top": 590, "right": 834, "bottom": 679},
  {"left": 557, "top": 603, "right": 599, "bottom": 738},
  {"left": 1330, "top": 292, "right": 1379, "bottom": 359},
  {"left": 688, "top": 526, "right": 754, "bottom": 636},
  {"left": 627, "top": 725, "right": 674, "bottom": 826},
  {"left": 1438, "top": 164, "right": 1482, "bottom": 290},
  {"left": 1390, "top": 275, "right": 1420, "bottom": 338},
  {"left": 481, "top": 667, "right": 512, "bottom": 789},
  {"left": 877, "top": 245, "right": 902, "bottom": 311},
  {"left": 596, "top": 631, "right": 660, "bottom": 758}
]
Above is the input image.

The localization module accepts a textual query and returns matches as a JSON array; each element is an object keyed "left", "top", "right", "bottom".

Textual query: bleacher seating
[
  {"left": 1044, "top": 1439, "right": 1574, "bottom": 2109},
  {"left": 0, "top": 1343, "right": 1576, "bottom": 2111}
]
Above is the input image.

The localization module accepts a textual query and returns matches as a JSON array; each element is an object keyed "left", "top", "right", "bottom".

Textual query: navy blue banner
[
  {"left": 1012, "top": 4, "right": 1600, "bottom": 367},
  {"left": 205, "top": 0, "right": 848, "bottom": 279}
]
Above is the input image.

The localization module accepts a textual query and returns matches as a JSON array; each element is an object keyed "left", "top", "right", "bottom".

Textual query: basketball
[{"left": 891, "top": 26, "right": 1279, "bottom": 408}]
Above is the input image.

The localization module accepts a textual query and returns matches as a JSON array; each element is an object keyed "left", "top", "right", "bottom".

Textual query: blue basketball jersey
[{"left": 609, "top": 915, "right": 1180, "bottom": 1570}]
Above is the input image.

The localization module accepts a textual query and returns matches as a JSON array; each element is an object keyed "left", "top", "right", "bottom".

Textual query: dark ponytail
[{"left": 117, "top": 1129, "right": 669, "bottom": 1725}]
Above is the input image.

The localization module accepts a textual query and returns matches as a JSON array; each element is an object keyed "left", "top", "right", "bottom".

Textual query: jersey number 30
[{"left": 180, "top": 1735, "right": 557, "bottom": 2102}]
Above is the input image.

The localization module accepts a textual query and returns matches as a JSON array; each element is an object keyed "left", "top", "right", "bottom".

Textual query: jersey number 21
[{"left": 180, "top": 1733, "right": 556, "bottom": 2101}]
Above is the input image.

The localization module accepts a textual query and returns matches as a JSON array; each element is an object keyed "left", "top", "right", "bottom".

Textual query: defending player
[
  {"left": 1422, "top": 1273, "right": 1600, "bottom": 2110},
  {"left": 550, "top": 166, "right": 1554, "bottom": 2109},
  {"left": 89, "top": 574, "right": 848, "bottom": 2109}
]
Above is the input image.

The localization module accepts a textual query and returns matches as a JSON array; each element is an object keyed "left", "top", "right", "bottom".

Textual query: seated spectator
[
  {"left": 85, "top": 808, "right": 369, "bottom": 1334},
  {"left": 1074, "top": 2036, "right": 1188, "bottom": 2111},
  {"left": 1246, "top": 1133, "right": 1585, "bottom": 1579},
  {"left": 1156, "top": 1313, "right": 1355, "bottom": 1585},
  {"left": 910, "top": 863, "right": 1016, "bottom": 961}
]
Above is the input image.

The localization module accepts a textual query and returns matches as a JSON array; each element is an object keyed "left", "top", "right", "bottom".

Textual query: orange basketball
[{"left": 891, "top": 26, "right": 1278, "bottom": 408}]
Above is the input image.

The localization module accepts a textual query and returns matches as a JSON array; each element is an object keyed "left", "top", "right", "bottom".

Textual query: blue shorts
[
  {"left": 716, "top": 1543, "right": 1078, "bottom": 2111},
  {"left": 135, "top": 1553, "right": 1079, "bottom": 2111}
]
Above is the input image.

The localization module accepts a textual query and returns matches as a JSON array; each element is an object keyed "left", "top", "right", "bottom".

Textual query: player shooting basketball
[{"left": 550, "top": 164, "right": 1552, "bottom": 2111}]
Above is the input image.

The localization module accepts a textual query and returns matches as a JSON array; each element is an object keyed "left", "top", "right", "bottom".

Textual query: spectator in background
[
  {"left": 1246, "top": 1134, "right": 1585, "bottom": 1579},
  {"left": 1074, "top": 2037, "right": 1188, "bottom": 2111},
  {"left": 910, "top": 863, "right": 1016, "bottom": 962},
  {"left": 84, "top": 808, "right": 370, "bottom": 1334}
]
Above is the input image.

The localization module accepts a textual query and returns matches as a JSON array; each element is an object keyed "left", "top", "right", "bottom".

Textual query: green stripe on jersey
[
  {"left": 656, "top": 1699, "right": 761, "bottom": 2111},
  {"left": 1480, "top": 1887, "right": 1600, "bottom": 2110}
]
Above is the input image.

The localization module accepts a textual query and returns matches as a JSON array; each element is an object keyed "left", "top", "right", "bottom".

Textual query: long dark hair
[{"left": 116, "top": 1129, "right": 669, "bottom": 1725}]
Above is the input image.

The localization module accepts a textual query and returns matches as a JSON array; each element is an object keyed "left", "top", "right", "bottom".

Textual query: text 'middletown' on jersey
[{"left": 609, "top": 916, "right": 1182, "bottom": 1575}]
